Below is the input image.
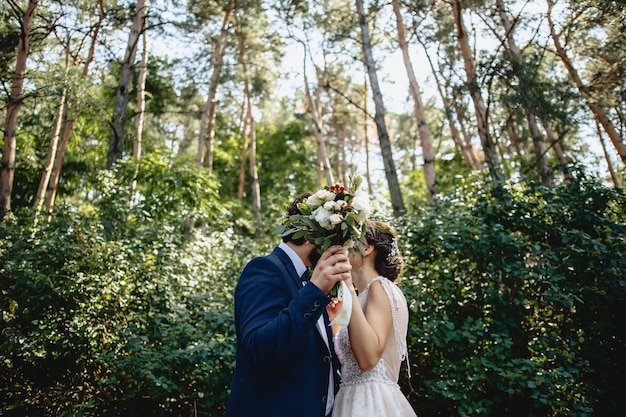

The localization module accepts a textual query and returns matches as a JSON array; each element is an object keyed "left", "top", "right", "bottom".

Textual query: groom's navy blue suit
[{"left": 224, "top": 246, "right": 341, "bottom": 417}]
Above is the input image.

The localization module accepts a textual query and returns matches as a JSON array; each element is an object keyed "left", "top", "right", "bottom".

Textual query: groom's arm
[{"left": 235, "top": 256, "right": 329, "bottom": 372}]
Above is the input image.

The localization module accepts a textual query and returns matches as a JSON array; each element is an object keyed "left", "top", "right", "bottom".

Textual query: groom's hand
[{"left": 310, "top": 246, "right": 352, "bottom": 294}]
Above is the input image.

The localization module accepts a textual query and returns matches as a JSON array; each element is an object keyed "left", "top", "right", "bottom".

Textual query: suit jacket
[{"left": 224, "top": 247, "right": 341, "bottom": 417}]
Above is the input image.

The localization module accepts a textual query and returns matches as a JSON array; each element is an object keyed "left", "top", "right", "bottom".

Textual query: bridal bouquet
[{"left": 275, "top": 175, "right": 372, "bottom": 326}]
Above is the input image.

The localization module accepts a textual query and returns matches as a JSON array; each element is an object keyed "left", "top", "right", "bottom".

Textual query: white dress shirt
[{"left": 279, "top": 242, "right": 335, "bottom": 415}]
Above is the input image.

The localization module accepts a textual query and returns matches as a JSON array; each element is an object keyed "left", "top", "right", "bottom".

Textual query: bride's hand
[
  {"left": 327, "top": 297, "right": 342, "bottom": 315},
  {"left": 326, "top": 297, "right": 343, "bottom": 336}
]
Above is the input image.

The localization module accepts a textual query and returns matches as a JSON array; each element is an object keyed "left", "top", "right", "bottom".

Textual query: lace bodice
[{"left": 335, "top": 276, "right": 409, "bottom": 386}]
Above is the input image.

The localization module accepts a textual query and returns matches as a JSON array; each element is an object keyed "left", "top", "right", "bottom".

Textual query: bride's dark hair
[{"left": 366, "top": 221, "right": 403, "bottom": 282}]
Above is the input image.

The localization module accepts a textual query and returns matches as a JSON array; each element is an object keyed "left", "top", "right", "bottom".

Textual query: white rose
[
  {"left": 323, "top": 201, "right": 336, "bottom": 211},
  {"left": 343, "top": 239, "right": 354, "bottom": 250},
  {"left": 315, "top": 189, "right": 336, "bottom": 202},
  {"left": 335, "top": 199, "right": 348, "bottom": 210},
  {"left": 312, "top": 206, "right": 331, "bottom": 228},
  {"left": 329, "top": 213, "right": 343, "bottom": 226}
]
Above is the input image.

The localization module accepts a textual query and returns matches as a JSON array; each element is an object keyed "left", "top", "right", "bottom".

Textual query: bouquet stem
[{"left": 328, "top": 281, "right": 340, "bottom": 298}]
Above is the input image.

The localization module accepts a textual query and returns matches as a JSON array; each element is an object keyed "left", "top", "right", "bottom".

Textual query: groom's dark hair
[{"left": 281, "top": 192, "right": 312, "bottom": 244}]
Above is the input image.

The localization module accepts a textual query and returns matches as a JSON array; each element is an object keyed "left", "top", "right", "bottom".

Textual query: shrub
[
  {"left": 398, "top": 175, "right": 625, "bottom": 417},
  {"left": 0, "top": 154, "right": 258, "bottom": 416}
]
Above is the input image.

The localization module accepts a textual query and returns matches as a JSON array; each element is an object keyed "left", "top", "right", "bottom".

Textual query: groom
[{"left": 224, "top": 193, "right": 352, "bottom": 417}]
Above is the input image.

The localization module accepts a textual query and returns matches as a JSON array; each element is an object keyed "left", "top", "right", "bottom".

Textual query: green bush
[
  {"left": 2, "top": 164, "right": 624, "bottom": 417},
  {"left": 398, "top": 175, "right": 625, "bottom": 417},
  {"left": 0, "top": 213, "right": 255, "bottom": 416},
  {"left": 0, "top": 155, "right": 260, "bottom": 416}
]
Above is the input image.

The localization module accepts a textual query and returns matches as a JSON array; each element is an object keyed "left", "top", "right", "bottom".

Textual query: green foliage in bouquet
[
  {"left": 273, "top": 175, "right": 371, "bottom": 297},
  {"left": 274, "top": 174, "right": 371, "bottom": 256}
]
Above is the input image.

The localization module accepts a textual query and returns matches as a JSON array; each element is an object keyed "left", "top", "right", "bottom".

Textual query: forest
[{"left": 1, "top": 0, "right": 625, "bottom": 416}]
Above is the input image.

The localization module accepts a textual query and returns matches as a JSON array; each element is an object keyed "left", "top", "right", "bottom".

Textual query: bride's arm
[{"left": 347, "top": 281, "right": 392, "bottom": 371}]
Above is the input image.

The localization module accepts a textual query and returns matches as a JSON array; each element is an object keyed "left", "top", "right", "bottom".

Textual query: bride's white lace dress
[{"left": 332, "top": 277, "right": 418, "bottom": 417}]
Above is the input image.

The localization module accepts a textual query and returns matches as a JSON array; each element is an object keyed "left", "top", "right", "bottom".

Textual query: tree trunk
[
  {"left": 506, "top": 112, "right": 522, "bottom": 156},
  {"left": 539, "top": 118, "right": 572, "bottom": 180},
  {"left": 429, "top": 39, "right": 480, "bottom": 171},
  {"left": 451, "top": 0, "right": 503, "bottom": 182},
  {"left": 298, "top": 39, "right": 334, "bottom": 187},
  {"left": 356, "top": 0, "right": 405, "bottom": 216},
  {"left": 238, "top": 100, "right": 249, "bottom": 200},
  {"left": 308, "top": 81, "right": 334, "bottom": 187},
  {"left": 235, "top": 13, "right": 261, "bottom": 228},
  {"left": 595, "top": 120, "right": 619, "bottom": 188},
  {"left": 421, "top": 41, "right": 475, "bottom": 171},
  {"left": 133, "top": 27, "right": 148, "bottom": 162},
  {"left": 246, "top": 99, "right": 261, "bottom": 229},
  {"left": 497, "top": 0, "right": 552, "bottom": 186},
  {"left": 454, "top": 99, "right": 480, "bottom": 170},
  {"left": 526, "top": 112, "right": 552, "bottom": 185},
  {"left": 198, "top": 0, "right": 235, "bottom": 169},
  {"left": 107, "top": 0, "right": 148, "bottom": 169},
  {"left": 332, "top": 116, "right": 347, "bottom": 186},
  {"left": 547, "top": 0, "right": 626, "bottom": 167},
  {"left": 45, "top": 0, "right": 105, "bottom": 218},
  {"left": 363, "top": 76, "right": 373, "bottom": 196},
  {"left": 0, "top": 0, "right": 37, "bottom": 221},
  {"left": 34, "top": 80, "right": 68, "bottom": 221},
  {"left": 392, "top": 0, "right": 437, "bottom": 201},
  {"left": 130, "top": 15, "right": 149, "bottom": 202}
]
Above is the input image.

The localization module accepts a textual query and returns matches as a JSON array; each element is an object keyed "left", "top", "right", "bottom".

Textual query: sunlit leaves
[{"left": 397, "top": 174, "right": 625, "bottom": 417}]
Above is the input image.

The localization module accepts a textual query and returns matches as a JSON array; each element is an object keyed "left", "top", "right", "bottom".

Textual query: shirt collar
[{"left": 278, "top": 242, "right": 307, "bottom": 277}]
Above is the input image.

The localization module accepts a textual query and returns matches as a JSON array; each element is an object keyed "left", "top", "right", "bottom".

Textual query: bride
[{"left": 328, "top": 221, "right": 418, "bottom": 417}]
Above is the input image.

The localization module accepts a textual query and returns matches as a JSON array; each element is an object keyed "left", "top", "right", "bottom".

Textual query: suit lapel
[
  {"left": 322, "top": 311, "right": 333, "bottom": 348},
  {"left": 274, "top": 246, "right": 333, "bottom": 354},
  {"left": 272, "top": 246, "right": 302, "bottom": 288}
]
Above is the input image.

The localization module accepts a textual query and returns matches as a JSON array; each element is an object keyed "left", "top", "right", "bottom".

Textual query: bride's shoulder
[{"left": 365, "top": 278, "right": 392, "bottom": 302}]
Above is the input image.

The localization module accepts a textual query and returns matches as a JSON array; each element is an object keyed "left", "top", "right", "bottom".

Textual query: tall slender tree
[
  {"left": 450, "top": 0, "right": 503, "bottom": 182},
  {"left": 235, "top": 11, "right": 261, "bottom": 228},
  {"left": 540, "top": 118, "right": 572, "bottom": 180},
  {"left": 45, "top": 0, "right": 105, "bottom": 217},
  {"left": 197, "top": 0, "right": 235, "bottom": 170},
  {"left": 595, "top": 119, "right": 619, "bottom": 188},
  {"left": 0, "top": 0, "right": 37, "bottom": 221},
  {"left": 356, "top": 0, "right": 405, "bottom": 216},
  {"left": 107, "top": 0, "right": 148, "bottom": 169},
  {"left": 362, "top": 76, "right": 374, "bottom": 196},
  {"left": 129, "top": 13, "right": 149, "bottom": 203},
  {"left": 546, "top": 0, "right": 626, "bottom": 167},
  {"left": 496, "top": 0, "right": 552, "bottom": 186},
  {"left": 392, "top": 0, "right": 437, "bottom": 201},
  {"left": 422, "top": 38, "right": 478, "bottom": 171},
  {"left": 133, "top": 23, "right": 149, "bottom": 164},
  {"left": 33, "top": 50, "right": 69, "bottom": 222},
  {"left": 237, "top": 94, "right": 249, "bottom": 200},
  {"left": 302, "top": 43, "right": 334, "bottom": 187}
]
